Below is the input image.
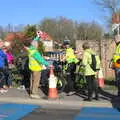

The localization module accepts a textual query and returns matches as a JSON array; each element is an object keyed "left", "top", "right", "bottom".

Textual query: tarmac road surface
[{"left": 0, "top": 103, "right": 119, "bottom": 120}]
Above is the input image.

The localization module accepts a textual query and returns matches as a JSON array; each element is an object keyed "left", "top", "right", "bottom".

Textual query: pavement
[{"left": 0, "top": 88, "right": 119, "bottom": 109}]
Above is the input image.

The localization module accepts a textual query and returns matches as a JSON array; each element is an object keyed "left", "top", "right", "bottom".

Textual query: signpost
[{"left": 112, "top": 14, "right": 120, "bottom": 35}]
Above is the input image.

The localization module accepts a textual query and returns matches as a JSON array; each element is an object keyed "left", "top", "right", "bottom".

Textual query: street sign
[
  {"left": 112, "top": 24, "right": 120, "bottom": 32},
  {"left": 112, "top": 14, "right": 120, "bottom": 24},
  {"left": 112, "top": 14, "right": 120, "bottom": 35}
]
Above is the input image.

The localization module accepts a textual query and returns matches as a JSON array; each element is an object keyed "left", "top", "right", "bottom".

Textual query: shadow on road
[{"left": 97, "top": 88, "right": 120, "bottom": 113}]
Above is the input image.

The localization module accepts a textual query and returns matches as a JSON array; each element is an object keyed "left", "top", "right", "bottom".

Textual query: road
[
  {"left": 0, "top": 88, "right": 119, "bottom": 120},
  {"left": 22, "top": 107, "right": 120, "bottom": 120},
  {"left": 0, "top": 103, "right": 120, "bottom": 120},
  {"left": 22, "top": 108, "right": 80, "bottom": 120}
]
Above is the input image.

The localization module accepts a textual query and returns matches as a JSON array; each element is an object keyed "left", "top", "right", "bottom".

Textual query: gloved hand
[
  {"left": 42, "top": 65, "right": 47, "bottom": 70},
  {"left": 36, "top": 30, "right": 42, "bottom": 38}
]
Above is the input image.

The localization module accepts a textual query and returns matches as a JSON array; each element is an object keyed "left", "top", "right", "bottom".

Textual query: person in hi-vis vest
[
  {"left": 112, "top": 35, "right": 120, "bottom": 96},
  {"left": 62, "top": 42, "right": 79, "bottom": 96},
  {"left": 23, "top": 38, "right": 49, "bottom": 99},
  {"left": 82, "top": 42, "right": 99, "bottom": 101}
]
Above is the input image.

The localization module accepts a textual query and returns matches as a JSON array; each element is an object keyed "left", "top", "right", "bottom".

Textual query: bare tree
[
  {"left": 93, "top": 0, "right": 120, "bottom": 13},
  {"left": 39, "top": 17, "right": 76, "bottom": 44},
  {"left": 77, "top": 21, "right": 103, "bottom": 40},
  {"left": 92, "top": 0, "right": 120, "bottom": 33},
  {"left": 0, "top": 26, "right": 5, "bottom": 38}
]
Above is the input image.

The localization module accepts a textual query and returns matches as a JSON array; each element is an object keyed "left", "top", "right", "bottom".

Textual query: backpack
[{"left": 90, "top": 54, "right": 100, "bottom": 72}]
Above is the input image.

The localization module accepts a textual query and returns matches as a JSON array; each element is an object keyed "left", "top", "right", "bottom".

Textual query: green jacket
[
  {"left": 31, "top": 36, "right": 41, "bottom": 49},
  {"left": 28, "top": 45, "right": 49, "bottom": 67},
  {"left": 82, "top": 49, "right": 96, "bottom": 76},
  {"left": 33, "top": 36, "right": 40, "bottom": 41}
]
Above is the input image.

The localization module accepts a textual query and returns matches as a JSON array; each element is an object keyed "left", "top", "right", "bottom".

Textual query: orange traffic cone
[
  {"left": 98, "top": 68, "right": 104, "bottom": 88},
  {"left": 48, "top": 65, "right": 58, "bottom": 99}
]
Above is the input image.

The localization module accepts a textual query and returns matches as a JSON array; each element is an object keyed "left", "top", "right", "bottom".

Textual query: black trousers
[
  {"left": 0, "top": 68, "right": 7, "bottom": 88},
  {"left": 66, "top": 62, "right": 76, "bottom": 93},
  {"left": 86, "top": 75, "right": 99, "bottom": 99},
  {"left": 115, "top": 68, "right": 120, "bottom": 95},
  {"left": 41, "top": 69, "right": 49, "bottom": 85},
  {"left": 21, "top": 70, "right": 31, "bottom": 88}
]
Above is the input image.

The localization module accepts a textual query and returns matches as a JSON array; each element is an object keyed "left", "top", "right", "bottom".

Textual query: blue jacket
[{"left": 0, "top": 49, "right": 8, "bottom": 68}]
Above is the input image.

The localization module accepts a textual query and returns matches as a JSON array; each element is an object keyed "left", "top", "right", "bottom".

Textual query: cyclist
[{"left": 62, "top": 41, "right": 79, "bottom": 96}]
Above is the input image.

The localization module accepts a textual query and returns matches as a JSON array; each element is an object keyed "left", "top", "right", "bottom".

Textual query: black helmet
[{"left": 63, "top": 40, "right": 70, "bottom": 45}]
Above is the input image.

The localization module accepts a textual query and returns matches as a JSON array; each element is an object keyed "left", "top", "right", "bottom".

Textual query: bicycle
[
  {"left": 55, "top": 60, "right": 87, "bottom": 94},
  {"left": 41, "top": 59, "right": 66, "bottom": 94},
  {"left": 54, "top": 60, "right": 87, "bottom": 94},
  {"left": 74, "top": 61, "right": 87, "bottom": 93}
]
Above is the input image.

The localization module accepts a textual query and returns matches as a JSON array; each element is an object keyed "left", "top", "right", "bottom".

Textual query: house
[
  {"left": 40, "top": 31, "right": 53, "bottom": 51},
  {"left": 4, "top": 32, "right": 53, "bottom": 52}
]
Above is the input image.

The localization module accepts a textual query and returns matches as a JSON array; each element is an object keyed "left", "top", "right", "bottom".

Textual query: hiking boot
[
  {"left": 66, "top": 91, "right": 76, "bottom": 96},
  {"left": 84, "top": 98, "right": 92, "bottom": 101},
  {"left": 94, "top": 94, "right": 99, "bottom": 100},
  {"left": 3, "top": 85, "right": 8, "bottom": 89},
  {"left": 0, "top": 88, "right": 8, "bottom": 93},
  {"left": 30, "top": 94, "right": 41, "bottom": 99},
  {"left": 17, "top": 85, "right": 25, "bottom": 90},
  {"left": 93, "top": 97, "right": 99, "bottom": 100}
]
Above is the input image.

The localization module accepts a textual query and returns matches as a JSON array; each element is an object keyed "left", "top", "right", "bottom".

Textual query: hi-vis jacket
[
  {"left": 82, "top": 49, "right": 100, "bottom": 76},
  {"left": 65, "top": 47, "right": 79, "bottom": 64},
  {"left": 112, "top": 43, "right": 120, "bottom": 68},
  {"left": 27, "top": 46, "right": 49, "bottom": 71}
]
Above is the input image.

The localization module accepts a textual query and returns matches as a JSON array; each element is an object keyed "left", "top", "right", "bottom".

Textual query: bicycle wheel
[
  {"left": 75, "top": 73, "right": 87, "bottom": 91},
  {"left": 56, "top": 74, "right": 66, "bottom": 93}
]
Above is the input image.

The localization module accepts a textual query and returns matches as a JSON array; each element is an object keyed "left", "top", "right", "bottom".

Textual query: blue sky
[{"left": 0, "top": 0, "right": 103, "bottom": 26}]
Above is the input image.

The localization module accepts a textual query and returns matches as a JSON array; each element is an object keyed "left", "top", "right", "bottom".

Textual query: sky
[{"left": 0, "top": 0, "right": 104, "bottom": 26}]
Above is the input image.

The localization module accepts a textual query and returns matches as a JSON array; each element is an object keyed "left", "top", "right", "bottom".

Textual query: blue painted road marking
[
  {"left": 0, "top": 103, "right": 39, "bottom": 120},
  {"left": 75, "top": 107, "right": 120, "bottom": 120}
]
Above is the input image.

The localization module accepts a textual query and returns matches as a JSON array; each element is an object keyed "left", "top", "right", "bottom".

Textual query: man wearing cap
[{"left": 63, "top": 42, "right": 79, "bottom": 96}]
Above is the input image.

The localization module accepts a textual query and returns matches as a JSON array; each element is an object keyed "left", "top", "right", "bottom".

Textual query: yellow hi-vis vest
[
  {"left": 66, "top": 48, "right": 79, "bottom": 63},
  {"left": 112, "top": 44, "right": 120, "bottom": 68},
  {"left": 28, "top": 49, "right": 42, "bottom": 71}
]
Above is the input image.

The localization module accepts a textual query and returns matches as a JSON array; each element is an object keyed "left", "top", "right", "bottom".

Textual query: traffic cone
[
  {"left": 48, "top": 65, "right": 58, "bottom": 99},
  {"left": 98, "top": 68, "right": 104, "bottom": 88}
]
